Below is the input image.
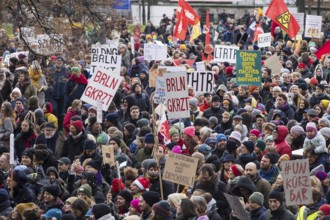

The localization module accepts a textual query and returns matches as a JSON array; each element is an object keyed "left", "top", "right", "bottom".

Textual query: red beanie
[
  {"left": 45, "top": 102, "right": 53, "bottom": 114},
  {"left": 320, "top": 204, "right": 330, "bottom": 215},
  {"left": 111, "top": 178, "right": 125, "bottom": 193},
  {"left": 70, "top": 120, "right": 83, "bottom": 133},
  {"left": 298, "top": 63, "right": 306, "bottom": 69},
  {"left": 310, "top": 77, "right": 318, "bottom": 85},
  {"left": 226, "top": 66, "right": 233, "bottom": 75},
  {"left": 249, "top": 129, "right": 261, "bottom": 137},
  {"left": 133, "top": 177, "right": 150, "bottom": 191},
  {"left": 183, "top": 126, "right": 195, "bottom": 137},
  {"left": 231, "top": 164, "right": 243, "bottom": 177}
]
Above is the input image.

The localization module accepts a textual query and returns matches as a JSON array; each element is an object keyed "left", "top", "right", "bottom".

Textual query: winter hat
[
  {"left": 255, "top": 140, "right": 266, "bottom": 151},
  {"left": 92, "top": 204, "right": 112, "bottom": 220},
  {"left": 265, "top": 152, "right": 278, "bottom": 164},
  {"left": 43, "top": 208, "right": 62, "bottom": 220},
  {"left": 137, "top": 118, "right": 149, "bottom": 128},
  {"left": 110, "top": 137, "right": 121, "bottom": 147},
  {"left": 216, "top": 133, "right": 227, "bottom": 143},
  {"left": 205, "top": 137, "right": 216, "bottom": 146},
  {"left": 290, "top": 126, "right": 305, "bottom": 136},
  {"left": 229, "top": 131, "right": 241, "bottom": 143},
  {"left": 194, "top": 118, "right": 205, "bottom": 127},
  {"left": 133, "top": 177, "right": 150, "bottom": 191},
  {"left": 221, "top": 154, "right": 235, "bottom": 163},
  {"left": 226, "top": 140, "right": 239, "bottom": 153},
  {"left": 189, "top": 98, "right": 199, "bottom": 108},
  {"left": 46, "top": 166, "right": 59, "bottom": 179},
  {"left": 249, "top": 129, "right": 260, "bottom": 138},
  {"left": 111, "top": 178, "right": 125, "bottom": 193},
  {"left": 117, "top": 190, "right": 133, "bottom": 203},
  {"left": 320, "top": 205, "right": 330, "bottom": 216},
  {"left": 211, "top": 95, "right": 221, "bottom": 102},
  {"left": 34, "top": 144, "right": 49, "bottom": 161},
  {"left": 231, "top": 164, "right": 244, "bottom": 177},
  {"left": 169, "top": 127, "right": 179, "bottom": 137},
  {"left": 269, "top": 190, "right": 283, "bottom": 204},
  {"left": 209, "top": 116, "right": 218, "bottom": 125},
  {"left": 44, "top": 184, "right": 60, "bottom": 198},
  {"left": 249, "top": 192, "right": 264, "bottom": 206},
  {"left": 310, "top": 77, "right": 318, "bottom": 85},
  {"left": 88, "top": 107, "right": 97, "bottom": 114},
  {"left": 45, "top": 122, "right": 56, "bottom": 129},
  {"left": 172, "top": 145, "right": 183, "bottom": 154},
  {"left": 84, "top": 140, "right": 96, "bottom": 150},
  {"left": 22, "top": 148, "right": 34, "bottom": 161},
  {"left": 183, "top": 126, "right": 195, "bottom": 137},
  {"left": 61, "top": 214, "right": 76, "bottom": 220},
  {"left": 70, "top": 120, "right": 83, "bottom": 133},
  {"left": 16, "top": 203, "right": 37, "bottom": 215},
  {"left": 266, "top": 135, "right": 274, "bottom": 142},
  {"left": 225, "top": 66, "right": 233, "bottom": 75},
  {"left": 130, "top": 199, "right": 141, "bottom": 213},
  {"left": 320, "top": 127, "right": 330, "bottom": 139},
  {"left": 197, "top": 144, "right": 212, "bottom": 158},
  {"left": 144, "top": 133, "right": 155, "bottom": 144},
  {"left": 85, "top": 160, "right": 101, "bottom": 171},
  {"left": 58, "top": 157, "right": 71, "bottom": 165},
  {"left": 88, "top": 116, "right": 97, "bottom": 127},
  {"left": 141, "top": 191, "right": 160, "bottom": 207},
  {"left": 78, "top": 184, "right": 92, "bottom": 198},
  {"left": 105, "top": 113, "right": 119, "bottom": 124},
  {"left": 152, "top": 200, "right": 171, "bottom": 218},
  {"left": 306, "top": 122, "right": 317, "bottom": 132},
  {"left": 243, "top": 141, "right": 255, "bottom": 154},
  {"left": 44, "top": 102, "right": 53, "bottom": 114},
  {"left": 167, "top": 193, "right": 187, "bottom": 208},
  {"left": 0, "top": 189, "right": 9, "bottom": 203},
  {"left": 307, "top": 109, "right": 318, "bottom": 116},
  {"left": 316, "top": 171, "right": 328, "bottom": 181}
]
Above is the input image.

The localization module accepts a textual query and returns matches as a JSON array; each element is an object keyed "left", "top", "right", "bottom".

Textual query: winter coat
[
  {"left": 202, "top": 106, "right": 225, "bottom": 122},
  {"left": 130, "top": 92, "right": 150, "bottom": 112},
  {"left": 0, "top": 80, "right": 12, "bottom": 106},
  {"left": 310, "top": 93, "right": 330, "bottom": 109},
  {"left": 274, "top": 126, "right": 292, "bottom": 158},
  {"left": 41, "top": 149, "right": 59, "bottom": 172},
  {"left": 64, "top": 74, "right": 88, "bottom": 108},
  {"left": 98, "top": 213, "right": 115, "bottom": 220},
  {"left": 250, "top": 207, "right": 267, "bottom": 220},
  {"left": 47, "top": 66, "right": 68, "bottom": 99},
  {"left": 291, "top": 134, "right": 306, "bottom": 151},
  {"left": 199, "top": 101, "right": 211, "bottom": 112},
  {"left": 260, "top": 204, "right": 294, "bottom": 220},
  {"left": 61, "top": 131, "right": 87, "bottom": 162},
  {"left": 12, "top": 185, "right": 36, "bottom": 205},
  {"left": 268, "top": 103, "right": 295, "bottom": 121},
  {"left": 235, "top": 153, "right": 260, "bottom": 169},
  {"left": 303, "top": 131, "right": 327, "bottom": 154},
  {"left": 0, "top": 118, "right": 14, "bottom": 147},
  {"left": 32, "top": 74, "right": 47, "bottom": 106},
  {"left": 232, "top": 176, "right": 257, "bottom": 203},
  {"left": 252, "top": 174, "right": 272, "bottom": 207},
  {"left": 63, "top": 109, "right": 79, "bottom": 135},
  {"left": 207, "top": 199, "right": 223, "bottom": 220},
  {"left": 37, "top": 132, "right": 65, "bottom": 159},
  {"left": 14, "top": 130, "right": 37, "bottom": 160},
  {"left": 258, "top": 165, "right": 280, "bottom": 185},
  {"left": 0, "top": 200, "right": 12, "bottom": 216},
  {"left": 39, "top": 197, "right": 64, "bottom": 213},
  {"left": 149, "top": 177, "right": 174, "bottom": 200},
  {"left": 16, "top": 82, "right": 36, "bottom": 100}
]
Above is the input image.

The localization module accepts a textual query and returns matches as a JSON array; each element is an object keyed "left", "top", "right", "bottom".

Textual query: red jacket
[
  {"left": 199, "top": 101, "right": 211, "bottom": 112},
  {"left": 275, "top": 125, "right": 292, "bottom": 159}
]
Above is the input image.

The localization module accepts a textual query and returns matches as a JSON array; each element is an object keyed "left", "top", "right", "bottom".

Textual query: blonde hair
[{"left": 72, "top": 100, "right": 82, "bottom": 109}]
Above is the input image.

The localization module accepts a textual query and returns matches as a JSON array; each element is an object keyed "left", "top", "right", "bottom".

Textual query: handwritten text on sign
[
  {"left": 91, "top": 44, "right": 122, "bottom": 75},
  {"left": 213, "top": 45, "right": 239, "bottom": 63},
  {"left": 164, "top": 72, "right": 190, "bottom": 119},
  {"left": 236, "top": 51, "right": 262, "bottom": 86},
  {"left": 163, "top": 152, "right": 198, "bottom": 186},
  {"left": 258, "top": 33, "right": 271, "bottom": 48},
  {"left": 281, "top": 159, "right": 312, "bottom": 206},
  {"left": 144, "top": 43, "right": 167, "bottom": 61},
  {"left": 81, "top": 67, "right": 123, "bottom": 111},
  {"left": 186, "top": 71, "right": 214, "bottom": 93}
]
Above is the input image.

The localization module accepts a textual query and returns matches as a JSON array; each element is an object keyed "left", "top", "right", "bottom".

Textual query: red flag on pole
[
  {"left": 158, "top": 112, "right": 170, "bottom": 144},
  {"left": 315, "top": 40, "right": 330, "bottom": 59},
  {"left": 253, "top": 22, "right": 264, "bottom": 42},
  {"left": 265, "top": 0, "right": 300, "bottom": 39},
  {"left": 205, "top": 10, "right": 210, "bottom": 45},
  {"left": 173, "top": 12, "right": 188, "bottom": 40}
]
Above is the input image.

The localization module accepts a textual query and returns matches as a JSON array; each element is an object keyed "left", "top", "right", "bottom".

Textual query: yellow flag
[{"left": 190, "top": 22, "right": 201, "bottom": 42}]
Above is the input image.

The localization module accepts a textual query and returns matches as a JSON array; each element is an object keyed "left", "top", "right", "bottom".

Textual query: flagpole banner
[
  {"left": 258, "top": 33, "right": 272, "bottom": 48},
  {"left": 186, "top": 71, "right": 214, "bottom": 93},
  {"left": 305, "top": 15, "right": 322, "bottom": 38},
  {"left": 144, "top": 43, "right": 167, "bottom": 61},
  {"left": 163, "top": 71, "right": 190, "bottom": 119},
  {"left": 214, "top": 45, "right": 239, "bottom": 63},
  {"left": 158, "top": 112, "right": 170, "bottom": 144},
  {"left": 291, "top": 13, "right": 305, "bottom": 35},
  {"left": 236, "top": 50, "right": 262, "bottom": 86},
  {"left": 91, "top": 44, "right": 122, "bottom": 76}
]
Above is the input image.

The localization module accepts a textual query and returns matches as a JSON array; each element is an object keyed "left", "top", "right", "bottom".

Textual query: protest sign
[
  {"left": 144, "top": 43, "right": 167, "bottom": 61},
  {"left": 281, "top": 159, "right": 312, "bottom": 206},
  {"left": 96, "top": 100, "right": 103, "bottom": 123},
  {"left": 166, "top": 66, "right": 186, "bottom": 72},
  {"left": 130, "top": 36, "right": 135, "bottom": 55},
  {"left": 196, "top": 61, "right": 206, "bottom": 71},
  {"left": 224, "top": 193, "right": 250, "bottom": 220},
  {"left": 149, "top": 67, "right": 166, "bottom": 88},
  {"left": 21, "top": 27, "right": 36, "bottom": 44},
  {"left": 264, "top": 54, "right": 282, "bottom": 76},
  {"left": 163, "top": 71, "right": 190, "bottom": 119},
  {"left": 101, "top": 145, "right": 115, "bottom": 166},
  {"left": 154, "top": 77, "right": 166, "bottom": 104},
  {"left": 186, "top": 71, "right": 214, "bottom": 93},
  {"left": 163, "top": 152, "right": 198, "bottom": 187},
  {"left": 35, "top": 34, "right": 64, "bottom": 55},
  {"left": 258, "top": 33, "right": 271, "bottom": 48},
  {"left": 81, "top": 67, "right": 123, "bottom": 111},
  {"left": 236, "top": 51, "right": 262, "bottom": 86},
  {"left": 213, "top": 45, "right": 239, "bottom": 63},
  {"left": 292, "top": 13, "right": 305, "bottom": 35},
  {"left": 305, "top": 15, "right": 322, "bottom": 38},
  {"left": 4, "top": 51, "right": 29, "bottom": 65},
  {"left": 91, "top": 44, "right": 122, "bottom": 76}
]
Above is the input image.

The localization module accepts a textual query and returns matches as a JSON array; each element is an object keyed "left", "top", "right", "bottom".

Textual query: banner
[
  {"left": 164, "top": 71, "right": 190, "bottom": 119},
  {"left": 214, "top": 45, "right": 239, "bottom": 63},
  {"left": 236, "top": 50, "right": 262, "bottom": 86},
  {"left": 154, "top": 77, "right": 166, "bottom": 104},
  {"left": 20, "top": 27, "right": 36, "bottom": 44},
  {"left": 305, "top": 15, "right": 322, "bottom": 38},
  {"left": 292, "top": 13, "right": 305, "bottom": 35},
  {"left": 281, "top": 159, "right": 312, "bottom": 206},
  {"left": 91, "top": 44, "right": 122, "bottom": 76},
  {"left": 258, "top": 33, "right": 272, "bottom": 48},
  {"left": 35, "top": 34, "right": 64, "bottom": 55},
  {"left": 163, "top": 152, "right": 198, "bottom": 186},
  {"left": 186, "top": 71, "right": 214, "bottom": 93},
  {"left": 144, "top": 43, "right": 167, "bottom": 61},
  {"left": 81, "top": 67, "right": 123, "bottom": 111}
]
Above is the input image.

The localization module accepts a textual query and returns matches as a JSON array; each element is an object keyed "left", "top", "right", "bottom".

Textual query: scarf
[{"left": 68, "top": 74, "right": 88, "bottom": 85}]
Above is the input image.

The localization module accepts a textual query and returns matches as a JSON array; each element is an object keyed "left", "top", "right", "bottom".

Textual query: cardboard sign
[
  {"left": 264, "top": 54, "right": 282, "bottom": 76},
  {"left": 91, "top": 44, "right": 122, "bottom": 76},
  {"left": 4, "top": 51, "right": 29, "bottom": 65},
  {"left": 305, "top": 15, "right": 322, "bottom": 38},
  {"left": 163, "top": 152, "right": 198, "bottom": 186},
  {"left": 163, "top": 71, "right": 190, "bottom": 119},
  {"left": 281, "top": 159, "right": 312, "bottom": 206},
  {"left": 292, "top": 13, "right": 305, "bottom": 35},
  {"left": 213, "top": 45, "right": 239, "bottom": 63},
  {"left": 196, "top": 61, "right": 206, "bottom": 71},
  {"left": 144, "top": 43, "right": 167, "bottom": 61},
  {"left": 224, "top": 193, "right": 250, "bottom": 220},
  {"left": 35, "top": 34, "right": 64, "bottom": 55},
  {"left": 186, "top": 71, "right": 214, "bottom": 92},
  {"left": 81, "top": 67, "right": 123, "bottom": 111},
  {"left": 154, "top": 77, "right": 166, "bottom": 104},
  {"left": 21, "top": 27, "right": 36, "bottom": 44},
  {"left": 102, "top": 145, "right": 115, "bottom": 166},
  {"left": 236, "top": 51, "right": 262, "bottom": 86},
  {"left": 258, "top": 33, "right": 271, "bottom": 48}
]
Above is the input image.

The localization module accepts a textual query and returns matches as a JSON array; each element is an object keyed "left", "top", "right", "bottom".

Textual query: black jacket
[{"left": 61, "top": 132, "right": 87, "bottom": 162}]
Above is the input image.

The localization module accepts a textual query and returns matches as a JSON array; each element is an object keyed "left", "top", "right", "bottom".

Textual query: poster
[
  {"left": 264, "top": 54, "right": 282, "bottom": 76},
  {"left": 224, "top": 193, "right": 250, "bottom": 220},
  {"left": 213, "top": 45, "right": 239, "bottom": 63},
  {"left": 258, "top": 33, "right": 271, "bottom": 48},
  {"left": 236, "top": 50, "right": 262, "bottom": 86},
  {"left": 81, "top": 67, "right": 123, "bottom": 111},
  {"left": 149, "top": 67, "right": 166, "bottom": 88},
  {"left": 20, "top": 27, "right": 36, "bottom": 44},
  {"left": 281, "top": 159, "right": 312, "bottom": 206},
  {"left": 144, "top": 43, "right": 167, "bottom": 61},
  {"left": 305, "top": 15, "right": 322, "bottom": 38},
  {"left": 196, "top": 61, "right": 206, "bottom": 71},
  {"left": 101, "top": 145, "right": 115, "bottom": 166},
  {"left": 163, "top": 152, "right": 198, "bottom": 186},
  {"left": 186, "top": 71, "right": 214, "bottom": 93},
  {"left": 154, "top": 77, "right": 166, "bottom": 104},
  {"left": 35, "top": 34, "right": 64, "bottom": 55},
  {"left": 163, "top": 71, "right": 190, "bottom": 119},
  {"left": 96, "top": 100, "right": 103, "bottom": 123},
  {"left": 91, "top": 44, "right": 122, "bottom": 76},
  {"left": 292, "top": 13, "right": 305, "bottom": 35}
]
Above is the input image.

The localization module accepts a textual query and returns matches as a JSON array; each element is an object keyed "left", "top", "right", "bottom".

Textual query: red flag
[
  {"left": 205, "top": 10, "right": 210, "bottom": 45},
  {"left": 253, "top": 22, "right": 264, "bottom": 42},
  {"left": 158, "top": 112, "right": 170, "bottom": 144},
  {"left": 177, "top": 0, "right": 200, "bottom": 26},
  {"left": 173, "top": 12, "right": 188, "bottom": 40},
  {"left": 265, "top": 0, "right": 300, "bottom": 39},
  {"left": 315, "top": 40, "right": 330, "bottom": 59}
]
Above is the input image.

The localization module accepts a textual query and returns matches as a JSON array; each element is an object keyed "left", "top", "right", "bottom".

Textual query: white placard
[
  {"left": 196, "top": 61, "right": 206, "bottom": 71},
  {"left": 130, "top": 36, "right": 135, "bottom": 55},
  {"left": 154, "top": 77, "right": 166, "bottom": 104},
  {"left": 213, "top": 45, "right": 239, "bottom": 63},
  {"left": 305, "top": 15, "right": 322, "bottom": 38},
  {"left": 144, "top": 43, "right": 167, "bottom": 61},
  {"left": 91, "top": 44, "right": 122, "bottom": 76},
  {"left": 81, "top": 67, "right": 123, "bottom": 111},
  {"left": 96, "top": 100, "right": 103, "bottom": 123},
  {"left": 163, "top": 71, "right": 190, "bottom": 119},
  {"left": 258, "top": 33, "right": 272, "bottom": 48},
  {"left": 186, "top": 71, "right": 214, "bottom": 93},
  {"left": 35, "top": 34, "right": 64, "bottom": 55},
  {"left": 21, "top": 27, "right": 36, "bottom": 44},
  {"left": 292, "top": 13, "right": 305, "bottom": 35},
  {"left": 10, "top": 134, "right": 14, "bottom": 165}
]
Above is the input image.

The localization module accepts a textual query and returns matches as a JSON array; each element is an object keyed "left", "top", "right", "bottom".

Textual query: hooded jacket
[
  {"left": 303, "top": 131, "right": 327, "bottom": 154},
  {"left": 232, "top": 176, "right": 257, "bottom": 203},
  {"left": 274, "top": 126, "right": 292, "bottom": 159}
]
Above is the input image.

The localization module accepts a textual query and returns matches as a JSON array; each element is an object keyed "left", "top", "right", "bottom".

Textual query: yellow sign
[{"left": 276, "top": 11, "right": 290, "bottom": 30}]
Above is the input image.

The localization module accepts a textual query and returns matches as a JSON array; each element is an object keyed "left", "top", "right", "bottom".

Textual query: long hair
[
  {"left": 0, "top": 101, "right": 15, "bottom": 127},
  {"left": 178, "top": 198, "right": 197, "bottom": 219}
]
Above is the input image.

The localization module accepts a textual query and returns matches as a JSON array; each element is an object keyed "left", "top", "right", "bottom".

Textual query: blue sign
[{"left": 112, "top": 0, "right": 131, "bottom": 10}]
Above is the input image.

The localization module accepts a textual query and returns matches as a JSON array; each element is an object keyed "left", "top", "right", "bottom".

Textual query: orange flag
[
  {"left": 265, "top": 0, "right": 300, "bottom": 39},
  {"left": 205, "top": 10, "right": 210, "bottom": 45}
]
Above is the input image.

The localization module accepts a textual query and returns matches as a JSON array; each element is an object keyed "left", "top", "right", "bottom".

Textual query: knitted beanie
[
  {"left": 269, "top": 190, "right": 283, "bottom": 204},
  {"left": 320, "top": 204, "right": 330, "bottom": 216},
  {"left": 92, "top": 204, "right": 111, "bottom": 220},
  {"left": 152, "top": 200, "right": 171, "bottom": 218},
  {"left": 71, "top": 120, "right": 83, "bottom": 133},
  {"left": 78, "top": 184, "right": 92, "bottom": 198},
  {"left": 231, "top": 164, "right": 244, "bottom": 177},
  {"left": 141, "top": 191, "right": 160, "bottom": 207},
  {"left": 249, "top": 192, "right": 264, "bottom": 206},
  {"left": 130, "top": 198, "right": 141, "bottom": 213},
  {"left": 183, "top": 126, "right": 195, "bottom": 137}
]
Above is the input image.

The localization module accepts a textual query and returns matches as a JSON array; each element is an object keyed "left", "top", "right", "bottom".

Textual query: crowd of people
[{"left": 0, "top": 5, "right": 330, "bottom": 220}]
